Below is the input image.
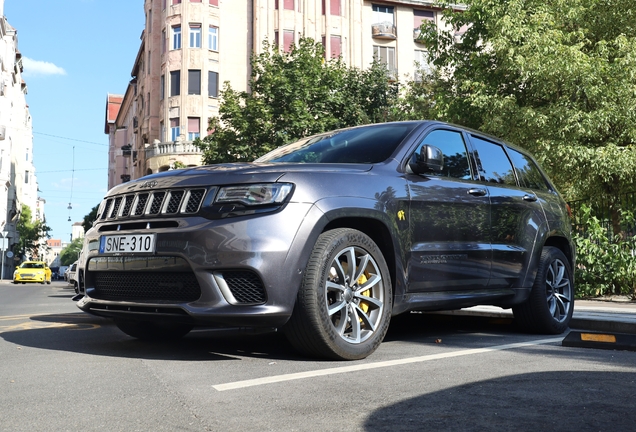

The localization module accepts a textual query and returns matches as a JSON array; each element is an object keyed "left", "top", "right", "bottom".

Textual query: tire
[
  {"left": 513, "top": 246, "right": 574, "bottom": 334},
  {"left": 285, "top": 228, "right": 392, "bottom": 360},
  {"left": 73, "top": 281, "right": 79, "bottom": 294},
  {"left": 114, "top": 320, "right": 193, "bottom": 341}
]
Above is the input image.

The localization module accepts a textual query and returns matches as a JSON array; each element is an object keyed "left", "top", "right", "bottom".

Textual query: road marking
[{"left": 213, "top": 337, "right": 563, "bottom": 392}]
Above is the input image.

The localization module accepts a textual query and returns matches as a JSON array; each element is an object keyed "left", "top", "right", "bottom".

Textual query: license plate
[{"left": 99, "top": 234, "right": 156, "bottom": 254}]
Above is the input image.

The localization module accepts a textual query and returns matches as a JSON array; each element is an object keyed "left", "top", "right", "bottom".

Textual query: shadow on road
[{"left": 364, "top": 370, "right": 636, "bottom": 431}]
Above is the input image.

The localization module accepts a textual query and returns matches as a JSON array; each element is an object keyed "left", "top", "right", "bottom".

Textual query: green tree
[
  {"left": 196, "top": 38, "right": 399, "bottom": 164},
  {"left": 15, "top": 204, "right": 51, "bottom": 261},
  {"left": 82, "top": 204, "right": 99, "bottom": 233},
  {"left": 411, "top": 0, "right": 636, "bottom": 235},
  {"left": 59, "top": 237, "right": 83, "bottom": 266}
]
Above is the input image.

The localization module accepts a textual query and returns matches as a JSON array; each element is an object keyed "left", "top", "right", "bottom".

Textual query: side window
[
  {"left": 415, "top": 130, "right": 472, "bottom": 180},
  {"left": 470, "top": 136, "right": 517, "bottom": 185},
  {"left": 507, "top": 148, "right": 550, "bottom": 191}
]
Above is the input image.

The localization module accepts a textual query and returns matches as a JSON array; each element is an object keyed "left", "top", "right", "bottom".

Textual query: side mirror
[{"left": 409, "top": 145, "right": 444, "bottom": 175}]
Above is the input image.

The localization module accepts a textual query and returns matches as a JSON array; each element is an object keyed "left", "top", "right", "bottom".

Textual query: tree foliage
[
  {"left": 82, "top": 204, "right": 99, "bottom": 233},
  {"left": 196, "top": 38, "right": 399, "bottom": 164},
  {"left": 15, "top": 204, "right": 51, "bottom": 261},
  {"left": 410, "top": 0, "right": 636, "bottom": 233},
  {"left": 59, "top": 237, "right": 83, "bottom": 266}
]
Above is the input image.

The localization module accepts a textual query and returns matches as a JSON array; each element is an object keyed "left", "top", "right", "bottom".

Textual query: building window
[
  {"left": 147, "top": 51, "right": 151, "bottom": 75},
  {"left": 25, "top": 170, "right": 29, "bottom": 184},
  {"left": 170, "top": 118, "right": 180, "bottom": 141},
  {"left": 276, "top": 0, "right": 294, "bottom": 9},
  {"left": 372, "top": 4, "right": 394, "bottom": 24},
  {"left": 322, "top": 0, "right": 341, "bottom": 15},
  {"left": 172, "top": 0, "right": 181, "bottom": 4},
  {"left": 162, "top": 29, "right": 166, "bottom": 53},
  {"left": 188, "top": 117, "right": 200, "bottom": 140},
  {"left": 188, "top": 70, "right": 201, "bottom": 95},
  {"left": 160, "top": 75, "right": 165, "bottom": 100},
  {"left": 414, "top": 9, "right": 435, "bottom": 32},
  {"left": 210, "top": 0, "right": 218, "bottom": 5},
  {"left": 373, "top": 45, "right": 396, "bottom": 74},
  {"left": 163, "top": 0, "right": 166, "bottom": 9},
  {"left": 414, "top": 50, "right": 431, "bottom": 81},
  {"left": 147, "top": 92, "right": 151, "bottom": 115},
  {"left": 208, "top": 71, "right": 219, "bottom": 97},
  {"left": 208, "top": 26, "right": 218, "bottom": 51},
  {"left": 281, "top": 30, "right": 294, "bottom": 53},
  {"left": 148, "top": 9, "right": 152, "bottom": 33},
  {"left": 170, "top": 70, "right": 180, "bottom": 96},
  {"left": 189, "top": 24, "right": 201, "bottom": 48},
  {"left": 323, "top": 35, "right": 341, "bottom": 58},
  {"left": 160, "top": 121, "right": 165, "bottom": 141},
  {"left": 172, "top": 26, "right": 182, "bottom": 50}
]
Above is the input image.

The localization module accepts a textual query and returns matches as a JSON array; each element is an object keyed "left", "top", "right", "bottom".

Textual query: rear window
[
  {"left": 507, "top": 148, "right": 550, "bottom": 191},
  {"left": 256, "top": 123, "right": 418, "bottom": 164}
]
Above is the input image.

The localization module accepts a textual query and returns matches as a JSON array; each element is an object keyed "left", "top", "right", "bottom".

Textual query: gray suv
[{"left": 76, "top": 121, "right": 575, "bottom": 360}]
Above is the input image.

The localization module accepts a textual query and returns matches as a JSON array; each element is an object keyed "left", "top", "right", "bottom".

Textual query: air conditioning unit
[{"left": 0, "top": 126, "right": 6, "bottom": 141}]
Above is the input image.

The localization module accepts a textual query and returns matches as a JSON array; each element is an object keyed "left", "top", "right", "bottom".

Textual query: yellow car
[{"left": 13, "top": 261, "right": 52, "bottom": 285}]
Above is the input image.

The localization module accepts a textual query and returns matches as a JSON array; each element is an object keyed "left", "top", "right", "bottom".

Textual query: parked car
[
  {"left": 13, "top": 261, "right": 52, "bottom": 285},
  {"left": 75, "top": 120, "right": 575, "bottom": 360},
  {"left": 67, "top": 261, "right": 78, "bottom": 291}
]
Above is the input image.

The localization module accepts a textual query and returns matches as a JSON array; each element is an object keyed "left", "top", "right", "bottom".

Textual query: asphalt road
[{"left": 1, "top": 281, "right": 635, "bottom": 431}]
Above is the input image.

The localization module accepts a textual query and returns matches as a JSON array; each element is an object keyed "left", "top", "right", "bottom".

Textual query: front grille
[
  {"left": 223, "top": 271, "right": 266, "bottom": 304},
  {"left": 92, "top": 271, "right": 201, "bottom": 302},
  {"left": 99, "top": 188, "right": 209, "bottom": 221}
]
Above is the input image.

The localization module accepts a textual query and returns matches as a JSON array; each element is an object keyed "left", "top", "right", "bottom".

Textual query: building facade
[
  {"left": 0, "top": 0, "right": 40, "bottom": 275},
  {"left": 110, "top": 0, "right": 459, "bottom": 186}
]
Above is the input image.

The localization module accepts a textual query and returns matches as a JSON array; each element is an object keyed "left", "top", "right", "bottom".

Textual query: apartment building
[
  {"left": 0, "top": 0, "right": 40, "bottom": 274},
  {"left": 109, "top": 0, "right": 460, "bottom": 187}
]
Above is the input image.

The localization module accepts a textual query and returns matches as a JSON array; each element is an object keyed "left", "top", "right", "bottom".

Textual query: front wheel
[
  {"left": 114, "top": 320, "right": 193, "bottom": 341},
  {"left": 513, "top": 246, "right": 574, "bottom": 334},
  {"left": 285, "top": 228, "right": 392, "bottom": 360}
]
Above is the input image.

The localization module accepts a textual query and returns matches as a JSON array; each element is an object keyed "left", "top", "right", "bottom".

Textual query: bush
[{"left": 573, "top": 205, "right": 636, "bottom": 299}]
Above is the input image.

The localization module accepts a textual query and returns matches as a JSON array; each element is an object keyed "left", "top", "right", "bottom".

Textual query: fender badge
[{"left": 397, "top": 210, "right": 405, "bottom": 221}]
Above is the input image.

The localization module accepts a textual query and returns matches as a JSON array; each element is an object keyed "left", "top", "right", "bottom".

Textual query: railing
[
  {"left": 569, "top": 191, "right": 636, "bottom": 238},
  {"left": 145, "top": 141, "right": 203, "bottom": 159},
  {"left": 371, "top": 23, "right": 397, "bottom": 39}
]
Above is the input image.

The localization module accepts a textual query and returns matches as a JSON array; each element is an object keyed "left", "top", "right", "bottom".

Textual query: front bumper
[
  {"left": 77, "top": 202, "right": 324, "bottom": 328},
  {"left": 14, "top": 274, "right": 46, "bottom": 283}
]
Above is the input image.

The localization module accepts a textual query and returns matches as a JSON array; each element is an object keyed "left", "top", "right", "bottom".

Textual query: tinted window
[
  {"left": 507, "top": 148, "right": 550, "bottom": 191},
  {"left": 470, "top": 136, "right": 517, "bottom": 185},
  {"left": 415, "top": 129, "right": 471, "bottom": 179},
  {"left": 256, "top": 123, "right": 418, "bottom": 164}
]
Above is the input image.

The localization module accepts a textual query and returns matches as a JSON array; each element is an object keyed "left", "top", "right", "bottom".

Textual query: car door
[
  {"left": 405, "top": 129, "right": 492, "bottom": 292},
  {"left": 467, "top": 135, "right": 547, "bottom": 289}
]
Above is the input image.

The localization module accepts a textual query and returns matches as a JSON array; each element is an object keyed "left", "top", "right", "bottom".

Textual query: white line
[{"left": 213, "top": 337, "right": 562, "bottom": 391}]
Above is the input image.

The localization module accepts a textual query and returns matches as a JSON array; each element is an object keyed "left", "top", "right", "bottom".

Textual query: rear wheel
[
  {"left": 114, "top": 320, "right": 193, "bottom": 341},
  {"left": 513, "top": 246, "right": 574, "bottom": 334},
  {"left": 285, "top": 228, "right": 392, "bottom": 360}
]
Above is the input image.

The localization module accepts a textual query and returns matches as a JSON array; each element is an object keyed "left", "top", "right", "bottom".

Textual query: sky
[{"left": 4, "top": 0, "right": 145, "bottom": 242}]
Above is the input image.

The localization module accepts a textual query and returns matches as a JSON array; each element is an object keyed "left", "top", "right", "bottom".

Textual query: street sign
[{"left": 0, "top": 238, "right": 7, "bottom": 251}]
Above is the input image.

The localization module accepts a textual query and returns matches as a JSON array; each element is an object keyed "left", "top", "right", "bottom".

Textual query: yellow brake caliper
[{"left": 357, "top": 272, "right": 371, "bottom": 321}]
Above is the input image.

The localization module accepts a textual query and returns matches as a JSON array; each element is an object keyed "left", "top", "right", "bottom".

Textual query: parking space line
[{"left": 213, "top": 337, "right": 562, "bottom": 392}]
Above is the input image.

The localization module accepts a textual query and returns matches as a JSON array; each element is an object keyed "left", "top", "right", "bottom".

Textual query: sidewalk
[{"left": 441, "top": 299, "right": 636, "bottom": 335}]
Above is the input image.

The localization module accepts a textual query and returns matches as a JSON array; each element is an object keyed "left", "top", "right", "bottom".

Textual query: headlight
[
  {"left": 203, "top": 183, "right": 294, "bottom": 219},
  {"left": 216, "top": 183, "right": 293, "bottom": 206}
]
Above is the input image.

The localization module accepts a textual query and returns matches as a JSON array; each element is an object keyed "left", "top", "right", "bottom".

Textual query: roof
[{"left": 104, "top": 94, "right": 124, "bottom": 134}]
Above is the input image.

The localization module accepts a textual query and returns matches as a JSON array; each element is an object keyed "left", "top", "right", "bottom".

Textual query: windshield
[
  {"left": 20, "top": 262, "right": 44, "bottom": 269},
  {"left": 256, "top": 123, "right": 418, "bottom": 164}
]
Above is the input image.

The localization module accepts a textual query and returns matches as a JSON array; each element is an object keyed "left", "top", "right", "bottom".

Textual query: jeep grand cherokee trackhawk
[{"left": 75, "top": 121, "right": 575, "bottom": 360}]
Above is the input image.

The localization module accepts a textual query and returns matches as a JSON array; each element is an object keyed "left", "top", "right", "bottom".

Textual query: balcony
[
  {"left": 371, "top": 23, "right": 397, "bottom": 40},
  {"left": 145, "top": 140, "right": 203, "bottom": 159}
]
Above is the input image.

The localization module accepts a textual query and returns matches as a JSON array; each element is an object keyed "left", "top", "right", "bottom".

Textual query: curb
[{"left": 562, "top": 330, "right": 636, "bottom": 352}]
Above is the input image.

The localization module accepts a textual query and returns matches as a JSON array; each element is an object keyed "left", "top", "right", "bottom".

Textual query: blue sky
[{"left": 4, "top": 0, "right": 144, "bottom": 242}]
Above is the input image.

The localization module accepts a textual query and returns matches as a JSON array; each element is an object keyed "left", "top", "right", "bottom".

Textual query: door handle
[
  {"left": 523, "top": 194, "right": 538, "bottom": 202},
  {"left": 468, "top": 188, "right": 487, "bottom": 196}
]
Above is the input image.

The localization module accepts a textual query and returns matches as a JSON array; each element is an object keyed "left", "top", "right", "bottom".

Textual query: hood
[{"left": 106, "top": 163, "right": 372, "bottom": 196}]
